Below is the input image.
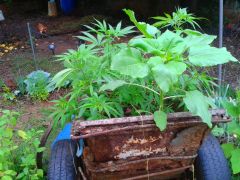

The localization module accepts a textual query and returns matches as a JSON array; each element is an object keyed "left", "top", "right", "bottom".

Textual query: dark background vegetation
[{"left": 1, "top": 0, "right": 219, "bottom": 24}]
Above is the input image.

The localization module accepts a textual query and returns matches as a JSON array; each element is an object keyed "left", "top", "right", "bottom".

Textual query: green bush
[
  {"left": 24, "top": 70, "right": 54, "bottom": 101},
  {"left": 0, "top": 109, "right": 44, "bottom": 180},
  {"left": 220, "top": 90, "right": 240, "bottom": 177}
]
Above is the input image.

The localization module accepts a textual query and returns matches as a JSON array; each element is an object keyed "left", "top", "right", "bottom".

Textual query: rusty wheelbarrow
[{"left": 48, "top": 109, "right": 231, "bottom": 180}]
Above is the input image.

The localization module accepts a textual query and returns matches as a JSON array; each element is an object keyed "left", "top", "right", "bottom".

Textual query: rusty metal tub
[{"left": 71, "top": 109, "right": 230, "bottom": 179}]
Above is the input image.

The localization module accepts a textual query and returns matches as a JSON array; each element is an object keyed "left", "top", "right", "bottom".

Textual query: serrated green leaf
[
  {"left": 189, "top": 46, "right": 238, "bottom": 67},
  {"left": 231, "top": 149, "right": 240, "bottom": 174},
  {"left": 221, "top": 143, "right": 235, "bottom": 159},
  {"left": 183, "top": 90, "right": 212, "bottom": 127},
  {"left": 100, "top": 80, "right": 127, "bottom": 91},
  {"left": 154, "top": 110, "right": 167, "bottom": 131},
  {"left": 152, "top": 61, "right": 186, "bottom": 92},
  {"left": 111, "top": 48, "right": 149, "bottom": 78}
]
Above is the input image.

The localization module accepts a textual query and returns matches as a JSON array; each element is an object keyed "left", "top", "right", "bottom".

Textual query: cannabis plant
[{"left": 51, "top": 8, "right": 238, "bottom": 131}]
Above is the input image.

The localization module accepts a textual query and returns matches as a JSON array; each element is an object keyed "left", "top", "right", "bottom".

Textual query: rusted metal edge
[
  {"left": 74, "top": 109, "right": 227, "bottom": 128},
  {"left": 122, "top": 165, "right": 193, "bottom": 180},
  {"left": 85, "top": 154, "right": 197, "bottom": 173},
  {"left": 71, "top": 118, "right": 229, "bottom": 139}
]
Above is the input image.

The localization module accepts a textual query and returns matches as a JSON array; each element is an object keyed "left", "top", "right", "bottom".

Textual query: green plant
[
  {"left": 24, "top": 70, "right": 53, "bottom": 101},
  {"left": 0, "top": 83, "right": 16, "bottom": 101},
  {"left": 0, "top": 109, "right": 44, "bottom": 179},
  {"left": 219, "top": 90, "right": 240, "bottom": 176},
  {"left": 50, "top": 96, "right": 78, "bottom": 127},
  {"left": 152, "top": 7, "right": 201, "bottom": 30},
  {"left": 79, "top": 92, "right": 123, "bottom": 120},
  {"left": 50, "top": 21, "right": 134, "bottom": 126},
  {"left": 51, "top": 8, "right": 237, "bottom": 131},
  {"left": 16, "top": 76, "right": 26, "bottom": 95}
]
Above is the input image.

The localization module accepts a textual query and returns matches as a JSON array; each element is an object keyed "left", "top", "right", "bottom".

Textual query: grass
[{"left": 10, "top": 53, "right": 63, "bottom": 77}]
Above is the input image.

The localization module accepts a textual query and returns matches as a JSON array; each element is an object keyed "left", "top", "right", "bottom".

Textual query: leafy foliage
[
  {"left": 0, "top": 82, "right": 16, "bottom": 101},
  {"left": 51, "top": 8, "right": 237, "bottom": 131},
  {"left": 0, "top": 109, "right": 44, "bottom": 180},
  {"left": 50, "top": 20, "right": 134, "bottom": 127},
  {"left": 219, "top": 90, "right": 240, "bottom": 176},
  {"left": 152, "top": 7, "right": 201, "bottom": 30},
  {"left": 24, "top": 70, "right": 53, "bottom": 101}
]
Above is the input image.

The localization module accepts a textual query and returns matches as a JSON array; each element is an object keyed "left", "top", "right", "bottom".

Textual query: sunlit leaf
[
  {"left": 189, "top": 46, "right": 238, "bottom": 66},
  {"left": 183, "top": 90, "right": 213, "bottom": 127},
  {"left": 111, "top": 48, "right": 149, "bottom": 78},
  {"left": 154, "top": 110, "right": 167, "bottom": 131}
]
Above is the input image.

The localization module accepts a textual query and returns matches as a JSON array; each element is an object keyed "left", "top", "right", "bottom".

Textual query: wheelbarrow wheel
[
  {"left": 48, "top": 140, "right": 79, "bottom": 180},
  {"left": 195, "top": 134, "right": 231, "bottom": 180}
]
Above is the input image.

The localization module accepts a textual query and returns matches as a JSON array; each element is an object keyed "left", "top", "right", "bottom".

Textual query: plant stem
[{"left": 159, "top": 90, "right": 164, "bottom": 111}]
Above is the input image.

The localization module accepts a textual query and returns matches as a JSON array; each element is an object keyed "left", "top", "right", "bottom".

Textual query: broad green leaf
[
  {"left": 222, "top": 100, "right": 240, "bottom": 118},
  {"left": 189, "top": 46, "right": 238, "bottom": 66},
  {"left": 183, "top": 90, "right": 212, "bottom": 127},
  {"left": 157, "top": 30, "right": 185, "bottom": 54},
  {"left": 221, "top": 143, "right": 235, "bottom": 159},
  {"left": 147, "top": 56, "right": 163, "bottom": 68},
  {"left": 100, "top": 80, "right": 127, "bottom": 91},
  {"left": 130, "top": 30, "right": 185, "bottom": 55},
  {"left": 130, "top": 38, "right": 163, "bottom": 55},
  {"left": 154, "top": 110, "right": 167, "bottom": 131},
  {"left": 111, "top": 48, "right": 149, "bottom": 78},
  {"left": 231, "top": 149, "right": 240, "bottom": 174},
  {"left": 123, "top": 9, "right": 159, "bottom": 38},
  {"left": 184, "top": 34, "right": 216, "bottom": 48},
  {"left": 17, "top": 130, "right": 28, "bottom": 139},
  {"left": 152, "top": 61, "right": 186, "bottom": 92}
]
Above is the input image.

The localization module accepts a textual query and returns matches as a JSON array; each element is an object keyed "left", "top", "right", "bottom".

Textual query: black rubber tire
[
  {"left": 48, "top": 140, "right": 79, "bottom": 180},
  {"left": 195, "top": 134, "right": 231, "bottom": 180}
]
